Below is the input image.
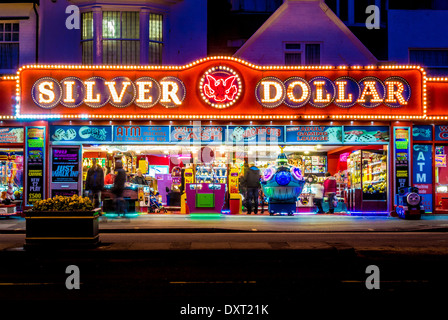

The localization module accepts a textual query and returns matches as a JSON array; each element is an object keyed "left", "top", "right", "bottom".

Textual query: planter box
[{"left": 25, "top": 208, "right": 101, "bottom": 248}]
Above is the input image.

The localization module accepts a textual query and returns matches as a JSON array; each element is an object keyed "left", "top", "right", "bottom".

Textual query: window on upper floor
[
  {"left": 325, "top": 0, "right": 387, "bottom": 27},
  {"left": 81, "top": 10, "right": 163, "bottom": 65},
  {"left": 81, "top": 12, "right": 94, "bottom": 65},
  {"left": 284, "top": 43, "right": 321, "bottom": 66},
  {"left": 102, "top": 11, "right": 140, "bottom": 65},
  {"left": 409, "top": 49, "right": 448, "bottom": 76},
  {"left": 0, "top": 22, "right": 19, "bottom": 70},
  {"left": 149, "top": 13, "right": 163, "bottom": 65}
]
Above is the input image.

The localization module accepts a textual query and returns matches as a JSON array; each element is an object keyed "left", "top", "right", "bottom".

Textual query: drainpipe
[{"left": 33, "top": 1, "right": 39, "bottom": 63}]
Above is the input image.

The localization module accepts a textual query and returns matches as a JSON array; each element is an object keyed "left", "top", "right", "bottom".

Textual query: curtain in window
[
  {"left": 82, "top": 41, "right": 93, "bottom": 65},
  {"left": 82, "top": 12, "right": 93, "bottom": 40},
  {"left": 102, "top": 11, "right": 120, "bottom": 39},
  {"left": 102, "top": 11, "right": 140, "bottom": 65},
  {"left": 410, "top": 50, "right": 448, "bottom": 67},
  {"left": 149, "top": 13, "right": 163, "bottom": 65},
  {"left": 82, "top": 12, "right": 93, "bottom": 64},
  {"left": 305, "top": 44, "right": 320, "bottom": 65},
  {"left": 0, "top": 43, "right": 19, "bottom": 69},
  {"left": 285, "top": 53, "right": 301, "bottom": 66}
]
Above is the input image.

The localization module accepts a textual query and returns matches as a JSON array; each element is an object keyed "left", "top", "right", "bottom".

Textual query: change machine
[
  {"left": 180, "top": 167, "right": 194, "bottom": 213},
  {"left": 228, "top": 167, "right": 242, "bottom": 214}
]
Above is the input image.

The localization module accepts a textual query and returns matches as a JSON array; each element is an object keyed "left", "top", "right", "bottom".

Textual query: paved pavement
[
  {"left": 1, "top": 213, "right": 448, "bottom": 253},
  {"left": 2, "top": 213, "right": 447, "bottom": 316},
  {"left": 2, "top": 212, "right": 448, "bottom": 233}
]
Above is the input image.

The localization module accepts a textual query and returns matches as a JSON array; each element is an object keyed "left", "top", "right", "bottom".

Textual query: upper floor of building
[
  {"left": 0, "top": 0, "right": 207, "bottom": 75},
  {"left": 2, "top": 0, "right": 448, "bottom": 77}
]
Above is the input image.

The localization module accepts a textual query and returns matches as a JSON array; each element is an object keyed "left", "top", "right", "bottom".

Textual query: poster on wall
[
  {"left": 285, "top": 126, "right": 343, "bottom": 144},
  {"left": 0, "top": 127, "right": 24, "bottom": 143},
  {"left": 413, "top": 125, "right": 433, "bottom": 141},
  {"left": 25, "top": 126, "right": 45, "bottom": 206},
  {"left": 170, "top": 126, "right": 225, "bottom": 143},
  {"left": 50, "top": 125, "right": 112, "bottom": 143},
  {"left": 114, "top": 126, "right": 169, "bottom": 143},
  {"left": 412, "top": 144, "right": 433, "bottom": 213},
  {"left": 436, "top": 154, "right": 446, "bottom": 167},
  {"left": 394, "top": 127, "right": 410, "bottom": 204},
  {"left": 51, "top": 147, "right": 80, "bottom": 183},
  {"left": 435, "top": 125, "right": 448, "bottom": 141},
  {"left": 227, "top": 126, "right": 284, "bottom": 144},
  {"left": 343, "top": 126, "right": 389, "bottom": 143}
]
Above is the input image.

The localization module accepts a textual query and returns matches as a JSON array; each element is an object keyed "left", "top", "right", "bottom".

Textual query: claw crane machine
[{"left": 184, "top": 146, "right": 226, "bottom": 216}]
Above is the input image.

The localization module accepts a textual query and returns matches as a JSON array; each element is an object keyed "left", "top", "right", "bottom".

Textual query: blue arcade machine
[{"left": 261, "top": 146, "right": 306, "bottom": 215}]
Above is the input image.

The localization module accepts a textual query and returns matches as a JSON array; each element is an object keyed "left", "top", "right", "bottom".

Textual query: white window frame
[{"left": 0, "top": 21, "right": 20, "bottom": 72}]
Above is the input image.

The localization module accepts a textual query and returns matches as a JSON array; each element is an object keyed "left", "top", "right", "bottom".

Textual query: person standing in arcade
[
  {"left": 85, "top": 158, "right": 104, "bottom": 209},
  {"left": 112, "top": 160, "right": 127, "bottom": 217},
  {"left": 244, "top": 162, "right": 262, "bottom": 215},
  {"left": 310, "top": 175, "right": 325, "bottom": 214},
  {"left": 323, "top": 171, "right": 337, "bottom": 214}
]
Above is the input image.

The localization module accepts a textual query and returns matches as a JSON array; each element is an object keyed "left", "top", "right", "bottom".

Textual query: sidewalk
[
  {"left": 2, "top": 213, "right": 448, "bottom": 234},
  {"left": 1, "top": 213, "right": 448, "bottom": 254}
]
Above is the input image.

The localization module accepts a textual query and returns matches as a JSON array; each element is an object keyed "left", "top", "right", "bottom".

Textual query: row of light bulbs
[
  {"left": 11, "top": 57, "right": 427, "bottom": 73},
  {"left": 0, "top": 114, "right": 430, "bottom": 120},
  {"left": 3, "top": 58, "right": 447, "bottom": 120}
]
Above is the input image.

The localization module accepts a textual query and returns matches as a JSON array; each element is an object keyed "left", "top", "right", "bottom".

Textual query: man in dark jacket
[
  {"left": 244, "top": 163, "right": 261, "bottom": 214},
  {"left": 85, "top": 158, "right": 104, "bottom": 209},
  {"left": 131, "top": 168, "right": 147, "bottom": 185},
  {"left": 112, "top": 160, "right": 127, "bottom": 217}
]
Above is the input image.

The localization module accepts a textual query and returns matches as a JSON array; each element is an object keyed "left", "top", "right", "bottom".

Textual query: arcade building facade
[{"left": 0, "top": 57, "right": 447, "bottom": 216}]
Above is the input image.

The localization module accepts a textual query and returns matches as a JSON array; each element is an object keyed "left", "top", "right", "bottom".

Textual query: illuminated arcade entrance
[
  {"left": 72, "top": 137, "right": 388, "bottom": 216},
  {"left": 14, "top": 57, "right": 425, "bottom": 216}
]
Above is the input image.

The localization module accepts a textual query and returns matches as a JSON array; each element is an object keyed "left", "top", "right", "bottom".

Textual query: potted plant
[{"left": 25, "top": 194, "right": 101, "bottom": 248}]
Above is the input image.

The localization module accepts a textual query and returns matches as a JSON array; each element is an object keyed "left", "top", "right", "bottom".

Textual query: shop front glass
[
  {"left": 78, "top": 143, "right": 388, "bottom": 215},
  {"left": 346, "top": 148, "right": 388, "bottom": 213},
  {"left": 435, "top": 145, "right": 448, "bottom": 213},
  {"left": 0, "top": 148, "right": 24, "bottom": 206}
]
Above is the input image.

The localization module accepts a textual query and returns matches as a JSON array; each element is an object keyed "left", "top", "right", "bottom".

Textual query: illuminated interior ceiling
[{"left": 82, "top": 144, "right": 337, "bottom": 155}]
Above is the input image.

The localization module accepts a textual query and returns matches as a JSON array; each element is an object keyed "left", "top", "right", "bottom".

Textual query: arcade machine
[
  {"left": 297, "top": 179, "right": 315, "bottom": 213},
  {"left": 180, "top": 166, "right": 194, "bottom": 213},
  {"left": 155, "top": 173, "right": 172, "bottom": 206},
  {"left": 261, "top": 146, "right": 306, "bottom": 215},
  {"left": 167, "top": 166, "right": 182, "bottom": 208},
  {"left": 228, "top": 166, "right": 242, "bottom": 214}
]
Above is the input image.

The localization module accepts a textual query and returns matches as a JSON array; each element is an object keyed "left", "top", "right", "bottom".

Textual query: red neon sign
[
  {"left": 199, "top": 66, "right": 242, "bottom": 109},
  {"left": 203, "top": 74, "right": 238, "bottom": 102}
]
